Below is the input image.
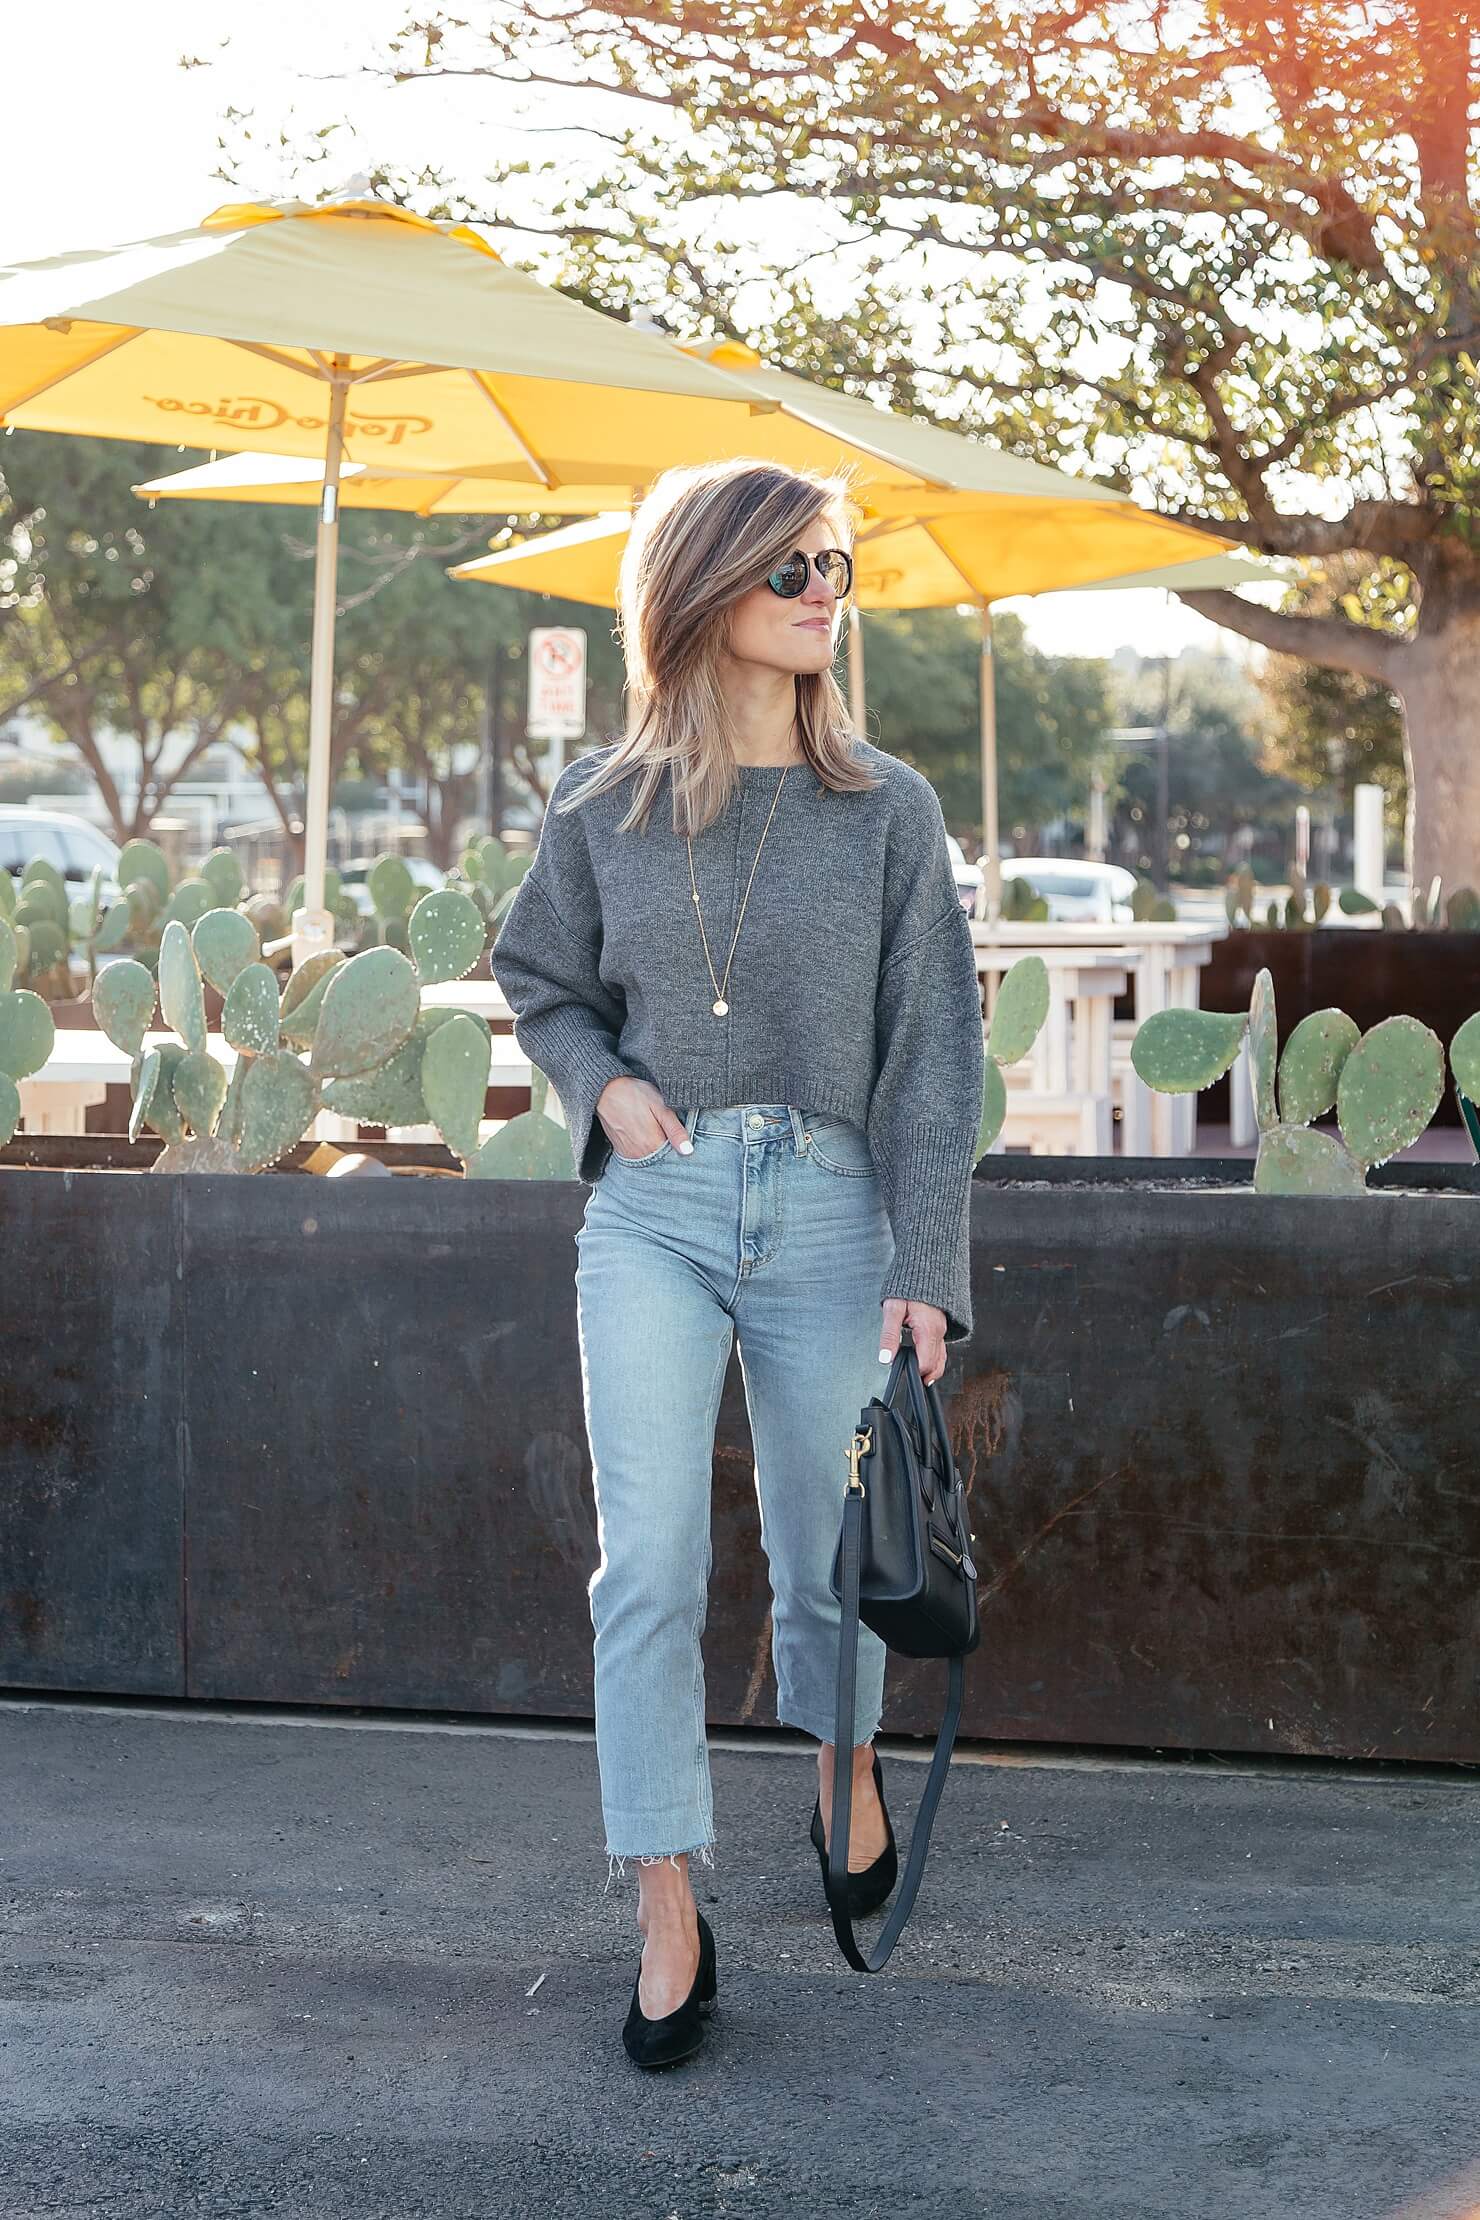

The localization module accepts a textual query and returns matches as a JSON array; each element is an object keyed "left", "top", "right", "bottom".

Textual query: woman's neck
[{"left": 722, "top": 664, "right": 802, "bottom": 765}]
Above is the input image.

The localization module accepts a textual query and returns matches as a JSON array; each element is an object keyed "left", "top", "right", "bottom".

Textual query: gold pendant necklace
[{"left": 687, "top": 764, "right": 791, "bottom": 1018}]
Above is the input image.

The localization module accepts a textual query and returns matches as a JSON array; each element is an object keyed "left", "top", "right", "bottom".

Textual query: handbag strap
[{"left": 827, "top": 1478, "right": 965, "bottom": 1974}]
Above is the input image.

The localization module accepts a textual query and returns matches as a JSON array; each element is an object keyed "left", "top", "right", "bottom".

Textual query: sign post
[{"left": 526, "top": 626, "right": 588, "bottom": 789}]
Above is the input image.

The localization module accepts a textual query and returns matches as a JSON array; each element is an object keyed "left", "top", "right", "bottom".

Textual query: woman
[{"left": 489, "top": 458, "right": 984, "bottom": 2068}]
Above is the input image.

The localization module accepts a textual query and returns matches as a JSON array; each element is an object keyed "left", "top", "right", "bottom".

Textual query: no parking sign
[{"left": 527, "top": 626, "right": 588, "bottom": 743}]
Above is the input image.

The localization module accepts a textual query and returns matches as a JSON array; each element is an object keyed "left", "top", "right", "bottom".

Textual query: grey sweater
[{"left": 488, "top": 739, "right": 985, "bottom": 1342}]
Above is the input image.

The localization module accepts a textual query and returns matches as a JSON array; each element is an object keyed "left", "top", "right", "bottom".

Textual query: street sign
[{"left": 527, "top": 627, "right": 587, "bottom": 743}]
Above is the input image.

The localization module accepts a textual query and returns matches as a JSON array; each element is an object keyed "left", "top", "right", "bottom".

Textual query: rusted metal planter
[{"left": 2, "top": 1147, "right": 1477, "bottom": 1762}]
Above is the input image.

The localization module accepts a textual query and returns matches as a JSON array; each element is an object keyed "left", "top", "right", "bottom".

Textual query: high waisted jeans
[{"left": 573, "top": 1101, "right": 895, "bottom": 1873}]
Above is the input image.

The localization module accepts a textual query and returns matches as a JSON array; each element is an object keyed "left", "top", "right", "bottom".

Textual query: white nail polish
[
  {"left": 879, "top": 1348, "right": 891, "bottom": 1364},
  {"left": 679, "top": 1139, "right": 694, "bottom": 1154}
]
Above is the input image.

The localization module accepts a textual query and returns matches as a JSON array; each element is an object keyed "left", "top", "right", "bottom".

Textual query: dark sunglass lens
[
  {"left": 819, "top": 551, "right": 852, "bottom": 596},
  {"left": 768, "top": 553, "right": 809, "bottom": 597}
]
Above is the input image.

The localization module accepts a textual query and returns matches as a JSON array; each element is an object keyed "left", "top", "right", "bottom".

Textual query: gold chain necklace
[{"left": 686, "top": 764, "right": 791, "bottom": 1018}]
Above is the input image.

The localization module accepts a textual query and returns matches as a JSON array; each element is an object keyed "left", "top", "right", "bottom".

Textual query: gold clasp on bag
[{"left": 845, "top": 1427, "right": 873, "bottom": 1496}]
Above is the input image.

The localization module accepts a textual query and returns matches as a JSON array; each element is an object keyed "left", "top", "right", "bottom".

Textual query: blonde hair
[{"left": 553, "top": 458, "right": 882, "bottom": 837}]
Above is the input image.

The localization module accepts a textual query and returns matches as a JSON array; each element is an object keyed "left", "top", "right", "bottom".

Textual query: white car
[
  {"left": 0, "top": 807, "right": 122, "bottom": 894},
  {"left": 998, "top": 857, "right": 1138, "bottom": 925},
  {"left": 944, "top": 835, "right": 983, "bottom": 913}
]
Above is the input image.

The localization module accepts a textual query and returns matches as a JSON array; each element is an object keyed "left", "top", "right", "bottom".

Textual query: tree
[
  {"left": 854, "top": 606, "right": 1111, "bottom": 849},
  {"left": 1257, "top": 556, "right": 1408, "bottom": 842},
  {"left": 0, "top": 433, "right": 289, "bottom": 838},
  {"left": 1113, "top": 650, "right": 1302, "bottom": 882},
  {"left": 348, "top": 1, "right": 1480, "bottom": 886}
]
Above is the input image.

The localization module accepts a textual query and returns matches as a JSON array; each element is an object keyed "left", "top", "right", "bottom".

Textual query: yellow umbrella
[
  {"left": 449, "top": 513, "right": 1250, "bottom": 909},
  {"left": 0, "top": 194, "right": 770, "bottom": 959}
]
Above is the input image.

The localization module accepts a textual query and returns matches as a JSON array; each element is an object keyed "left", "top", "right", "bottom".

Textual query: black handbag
[{"left": 825, "top": 1325, "right": 981, "bottom": 1972}]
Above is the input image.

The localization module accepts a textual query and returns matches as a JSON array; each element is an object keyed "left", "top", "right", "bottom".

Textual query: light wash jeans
[{"left": 573, "top": 1101, "right": 895, "bottom": 1875}]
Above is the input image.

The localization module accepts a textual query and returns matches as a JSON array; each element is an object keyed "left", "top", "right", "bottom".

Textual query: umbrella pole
[
  {"left": 847, "top": 604, "right": 866, "bottom": 741},
  {"left": 292, "top": 369, "right": 350, "bottom": 972},
  {"left": 979, "top": 603, "right": 1001, "bottom": 922}
]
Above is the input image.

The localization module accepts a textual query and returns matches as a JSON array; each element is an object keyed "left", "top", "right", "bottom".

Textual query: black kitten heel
[
  {"left": 811, "top": 1749, "right": 899, "bottom": 1920},
  {"left": 622, "top": 1909, "right": 717, "bottom": 2069}
]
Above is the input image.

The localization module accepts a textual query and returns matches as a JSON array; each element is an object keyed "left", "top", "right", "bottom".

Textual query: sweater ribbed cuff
[{"left": 875, "top": 1123, "right": 978, "bottom": 1345}]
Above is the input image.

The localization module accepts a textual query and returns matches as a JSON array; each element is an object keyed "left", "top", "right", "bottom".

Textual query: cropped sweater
[{"left": 487, "top": 739, "right": 986, "bottom": 1343}]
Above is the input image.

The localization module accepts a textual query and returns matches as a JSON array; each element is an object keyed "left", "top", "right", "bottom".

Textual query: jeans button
[{"left": 747, "top": 1112, "right": 764, "bottom": 1127}]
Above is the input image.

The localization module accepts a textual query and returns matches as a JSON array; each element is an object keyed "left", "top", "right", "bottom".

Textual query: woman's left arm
[{"left": 865, "top": 783, "right": 986, "bottom": 1363}]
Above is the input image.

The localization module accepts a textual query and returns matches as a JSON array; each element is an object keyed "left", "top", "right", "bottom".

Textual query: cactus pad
[
  {"left": 222, "top": 963, "right": 282, "bottom": 1056},
  {"left": 1336, "top": 1015, "right": 1444, "bottom": 1168},
  {"left": 309, "top": 947, "right": 419, "bottom": 1079},
  {"left": 93, "top": 959, "right": 157, "bottom": 1056},
  {"left": 200, "top": 848, "right": 245, "bottom": 906},
  {"left": 162, "top": 877, "right": 215, "bottom": 931},
  {"left": 0, "top": 872, "right": 12, "bottom": 923},
  {"left": 988, "top": 956, "right": 1050, "bottom": 1067},
  {"left": 1450, "top": 1011, "right": 1480, "bottom": 1105},
  {"left": 1248, "top": 969, "right": 1278, "bottom": 1131},
  {"left": 173, "top": 1050, "right": 229, "bottom": 1138},
  {"left": 1131, "top": 1006, "right": 1248, "bottom": 1093},
  {"left": 280, "top": 950, "right": 346, "bottom": 1049},
  {"left": 0, "top": 917, "right": 16, "bottom": 995},
  {"left": 0, "top": 989, "right": 56, "bottom": 1082},
  {"left": 1277, "top": 1009, "right": 1360, "bottom": 1127},
  {"left": 468, "top": 1109, "right": 576, "bottom": 1179},
  {"left": 409, "top": 889, "right": 486, "bottom": 986},
  {"left": 1446, "top": 887, "right": 1480, "bottom": 932},
  {"left": 420, "top": 1013, "right": 491, "bottom": 1160},
  {"left": 158, "top": 921, "right": 207, "bottom": 1054},
  {"left": 94, "top": 899, "right": 132, "bottom": 953},
  {"left": 368, "top": 855, "right": 416, "bottom": 921},
  {"left": 0, "top": 1071, "right": 19, "bottom": 1149},
  {"left": 977, "top": 1056, "right": 1007, "bottom": 1157},
  {"left": 237, "top": 1050, "right": 318, "bottom": 1171},
  {"left": 1254, "top": 1125, "right": 1367, "bottom": 1196},
  {"left": 25, "top": 921, "right": 67, "bottom": 972},
  {"left": 150, "top": 1136, "right": 248, "bottom": 1175},
  {"left": 193, "top": 907, "right": 260, "bottom": 993},
  {"left": 117, "top": 839, "right": 171, "bottom": 900},
  {"left": 130, "top": 1049, "right": 162, "bottom": 1143},
  {"left": 1338, "top": 886, "right": 1379, "bottom": 916}
]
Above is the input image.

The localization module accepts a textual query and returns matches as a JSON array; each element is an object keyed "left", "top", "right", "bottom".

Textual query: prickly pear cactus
[
  {"left": 192, "top": 907, "right": 260, "bottom": 994},
  {"left": 1248, "top": 969, "right": 1278, "bottom": 1133},
  {"left": 408, "top": 889, "right": 486, "bottom": 987},
  {"left": 469, "top": 1068, "right": 575, "bottom": 1179},
  {"left": 158, "top": 921, "right": 207, "bottom": 1054},
  {"left": 237, "top": 1050, "right": 318, "bottom": 1172},
  {"left": 1335, "top": 1016, "right": 1444, "bottom": 1170},
  {"left": 419, "top": 1012, "right": 492, "bottom": 1163},
  {"left": 93, "top": 960, "right": 158, "bottom": 1057},
  {"left": 1253, "top": 1126, "right": 1366, "bottom": 1196},
  {"left": 309, "top": 947, "right": 420, "bottom": 1079},
  {"left": 1450, "top": 1011, "right": 1480, "bottom": 1106},
  {"left": 1130, "top": 1006, "right": 1248, "bottom": 1094},
  {"left": 987, "top": 956, "right": 1049, "bottom": 1068},
  {"left": 1277, "top": 1010, "right": 1360, "bottom": 1127},
  {"left": 976, "top": 955, "right": 1049, "bottom": 1156}
]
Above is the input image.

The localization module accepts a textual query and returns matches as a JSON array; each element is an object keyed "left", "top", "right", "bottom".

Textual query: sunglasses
[{"left": 766, "top": 547, "right": 854, "bottom": 602}]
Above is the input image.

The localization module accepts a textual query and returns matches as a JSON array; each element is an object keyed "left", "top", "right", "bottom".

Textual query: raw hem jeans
[{"left": 574, "top": 1101, "right": 895, "bottom": 1870}]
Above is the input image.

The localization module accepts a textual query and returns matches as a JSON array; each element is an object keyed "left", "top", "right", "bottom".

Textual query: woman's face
[{"left": 724, "top": 514, "right": 849, "bottom": 679}]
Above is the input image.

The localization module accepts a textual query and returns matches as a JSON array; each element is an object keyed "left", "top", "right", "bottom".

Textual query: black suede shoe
[
  {"left": 622, "top": 1910, "right": 717, "bottom": 2069},
  {"left": 811, "top": 1749, "right": 899, "bottom": 1919}
]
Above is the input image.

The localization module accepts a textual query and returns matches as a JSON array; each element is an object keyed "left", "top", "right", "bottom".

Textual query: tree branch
[{"left": 1177, "top": 589, "right": 1403, "bottom": 686}]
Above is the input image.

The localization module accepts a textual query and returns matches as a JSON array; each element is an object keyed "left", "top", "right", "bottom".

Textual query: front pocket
[
  {"left": 803, "top": 1114, "right": 877, "bottom": 1179},
  {"left": 608, "top": 1135, "right": 672, "bottom": 1166}
]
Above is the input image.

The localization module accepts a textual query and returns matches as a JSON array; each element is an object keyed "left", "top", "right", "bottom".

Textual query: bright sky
[{"left": 6, "top": 1, "right": 1262, "bottom": 667}]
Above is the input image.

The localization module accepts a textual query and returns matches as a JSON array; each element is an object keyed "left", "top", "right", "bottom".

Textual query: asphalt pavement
[{"left": 2, "top": 1699, "right": 1477, "bottom": 2220}]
